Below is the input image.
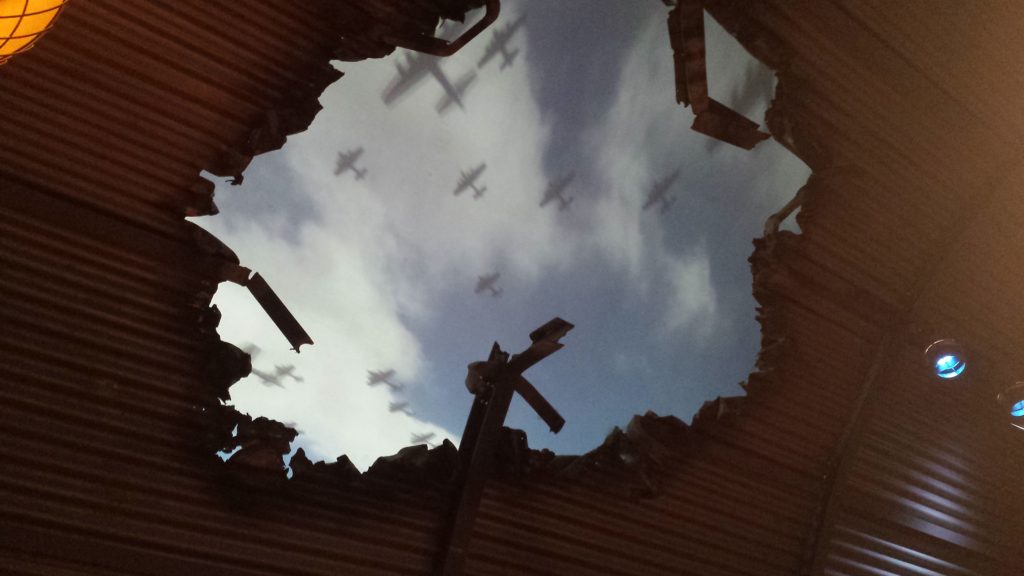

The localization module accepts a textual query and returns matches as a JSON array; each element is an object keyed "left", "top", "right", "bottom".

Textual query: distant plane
[
  {"left": 474, "top": 273, "right": 503, "bottom": 297},
  {"left": 642, "top": 169, "right": 681, "bottom": 214},
  {"left": 453, "top": 163, "right": 487, "bottom": 199},
  {"left": 389, "top": 401, "right": 413, "bottom": 415},
  {"left": 274, "top": 364, "right": 304, "bottom": 382},
  {"left": 477, "top": 14, "right": 526, "bottom": 70},
  {"left": 250, "top": 361, "right": 304, "bottom": 389},
  {"left": 251, "top": 367, "right": 285, "bottom": 388},
  {"left": 334, "top": 148, "right": 367, "bottom": 180},
  {"left": 410, "top": 432, "right": 436, "bottom": 445},
  {"left": 367, "top": 369, "right": 402, "bottom": 390},
  {"left": 435, "top": 71, "right": 477, "bottom": 114},
  {"left": 540, "top": 172, "right": 575, "bottom": 211},
  {"left": 383, "top": 51, "right": 474, "bottom": 112}
]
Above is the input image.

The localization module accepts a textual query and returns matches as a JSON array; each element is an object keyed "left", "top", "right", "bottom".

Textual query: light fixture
[
  {"left": 0, "top": 0, "right": 67, "bottom": 66},
  {"left": 997, "top": 383, "right": 1024, "bottom": 429},
  {"left": 923, "top": 339, "right": 966, "bottom": 380}
]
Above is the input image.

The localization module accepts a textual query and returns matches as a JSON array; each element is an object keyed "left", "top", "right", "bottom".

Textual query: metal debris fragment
[
  {"left": 289, "top": 448, "right": 361, "bottom": 484},
  {"left": 187, "top": 223, "right": 313, "bottom": 353},
  {"left": 380, "top": 0, "right": 499, "bottom": 56},
  {"left": 245, "top": 273, "right": 315, "bottom": 353},
  {"left": 667, "top": 0, "right": 770, "bottom": 149},
  {"left": 438, "top": 317, "right": 572, "bottom": 576},
  {"left": 366, "top": 441, "right": 459, "bottom": 485}
]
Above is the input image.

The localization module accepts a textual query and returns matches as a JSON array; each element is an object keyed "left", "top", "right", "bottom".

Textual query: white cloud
[{"left": 662, "top": 250, "right": 717, "bottom": 336}]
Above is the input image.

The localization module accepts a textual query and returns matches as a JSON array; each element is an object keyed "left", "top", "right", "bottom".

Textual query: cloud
[{"left": 663, "top": 250, "right": 717, "bottom": 335}]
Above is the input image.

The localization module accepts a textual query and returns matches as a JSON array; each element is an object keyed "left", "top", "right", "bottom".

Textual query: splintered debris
[
  {"left": 188, "top": 223, "right": 314, "bottom": 353},
  {"left": 667, "top": 0, "right": 770, "bottom": 149},
  {"left": 438, "top": 317, "right": 573, "bottom": 575}
]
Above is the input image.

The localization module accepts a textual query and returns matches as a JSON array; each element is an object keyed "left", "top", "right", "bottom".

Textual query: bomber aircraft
[
  {"left": 474, "top": 273, "right": 503, "bottom": 297},
  {"left": 383, "top": 51, "right": 473, "bottom": 112},
  {"left": 389, "top": 401, "right": 413, "bottom": 415},
  {"left": 477, "top": 14, "right": 526, "bottom": 71},
  {"left": 453, "top": 163, "right": 488, "bottom": 198},
  {"left": 410, "top": 432, "right": 436, "bottom": 445},
  {"left": 642, "top": 169, "right": 681, "bottom": 214},
  {"left": 334, "top": 148, "right": 367, "bottom": 180},
  {"left": 367, "top": 369, "right": 402, "bottom": 390},
  {"left": 540, "top": 172, "right": 576, "bottom": 211}
]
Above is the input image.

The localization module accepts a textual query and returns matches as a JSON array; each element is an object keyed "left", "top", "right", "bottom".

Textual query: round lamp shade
[{"left": 0, "top": 0, "right": 67, "bottom": 66}]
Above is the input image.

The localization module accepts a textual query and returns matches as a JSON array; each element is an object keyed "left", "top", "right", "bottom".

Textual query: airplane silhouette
[
  {"left": 382, "top": 51, "right": 474, "bottom": 112},
  {"left": 642, "top": 169, "right": 681, "bottom": 214},
  {"left": 367, "top": 369, "right": 402, "bottom": 390},
  {"left": 410, "top": 432, "right": 436, "bottom": 445},
  {"left": 334, "top": 148, "right": 367, "bottom": 180},
  {"left": 241, "top": 343, "right": 304, "bottom": 388},
  {"left": 251, "top": 364, "right": 304, "bottom": 388},
  {"left": 251, "top": 367, "right": 286, "bottom": 388},
  {"left": 453, "top": 163, "right": 487, "bottom": 199},
  {"left": 477, "top": 14, "right": 526, "bottom": 71},
  {"left": 389, "top": 401, "right": 413, "bottom": 415},
  {"left": 475, "top": 273, "right": 503, "bottom": 297},
  {"left": 540, "top": 172, "right": 575, "bottom": 211}
]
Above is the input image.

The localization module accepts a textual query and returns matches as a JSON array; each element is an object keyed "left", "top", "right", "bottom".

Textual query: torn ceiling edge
[
  {"left": 706, "top": 1, "right": 1024, "bottom": 573},
  {"left": 666, "top": 0, "right": 770, "bottom": 150},
  {"left": 190, "top": 0, "right": 817, "bottom": 500}
]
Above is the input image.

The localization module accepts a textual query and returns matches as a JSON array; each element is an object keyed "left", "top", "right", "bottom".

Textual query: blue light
[
  {"left": 1011, "top": 401, "right": 1024, "bottom": 418},
  {"left": 934, "top": 354, "right": 965, "bottom": 379}
]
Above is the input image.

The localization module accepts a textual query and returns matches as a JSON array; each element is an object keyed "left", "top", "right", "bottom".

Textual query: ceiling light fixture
[
  {"left": 0, "top": 0, "right": 67, "bottom": 67},
  {"left": 923, "top": 339, "right": 966, "bottom": 380}
]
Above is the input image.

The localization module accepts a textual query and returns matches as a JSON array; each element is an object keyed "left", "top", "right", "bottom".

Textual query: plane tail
[
  {"left": 355, "top": 167, "right": 367, "bottom": 180},
  {"left": 491, "top": 287, "right": 503, "bottom": 298},
  {"left": 473, "top": 185, "right": 487, "bottom": 199},
  {"left": 500, "top": 48, "right": 520, "bottom": 70},
  {"left": 559, "top": 197, "right": 574, "bottom": 211}
]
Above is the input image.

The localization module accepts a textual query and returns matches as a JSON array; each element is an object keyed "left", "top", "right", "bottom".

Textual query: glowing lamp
[
  {"left": 998, "top": 383, "right": 1024, "bottom": 429},
  {"left": 0, "top": 0, "right": 67, "bottom": 66},
  {"left": 923, "top": 339, "right": 966, "bottom": 380}
]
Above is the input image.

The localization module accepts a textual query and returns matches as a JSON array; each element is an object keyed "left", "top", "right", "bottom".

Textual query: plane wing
[
  {"left": 435, "top": 70, "right": 477, "bottom": 113},
  {"left": 382, "top": 53, "right": 426, "bottom": 105}
]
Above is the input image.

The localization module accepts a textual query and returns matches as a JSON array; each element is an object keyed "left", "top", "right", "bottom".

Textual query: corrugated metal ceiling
[{"left": 3, "top": 0, "right": 1024, "bottom": 574}]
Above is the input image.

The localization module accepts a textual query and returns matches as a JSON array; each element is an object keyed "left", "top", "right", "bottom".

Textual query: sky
[{"left": 192, "top": 0, "right": 809, "bottom": 471}]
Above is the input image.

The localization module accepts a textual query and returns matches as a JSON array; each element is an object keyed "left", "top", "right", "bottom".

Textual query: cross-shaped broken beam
[{"left": 437, "top": 317, "right": 572, "bottom": 576}]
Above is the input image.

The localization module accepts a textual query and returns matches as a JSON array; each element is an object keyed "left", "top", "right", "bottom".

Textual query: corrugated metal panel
[
  {"left": 0, "top": 0, "right": 343, "bottom": 236},
  {"left": 701, "top": 2, "right": 1024, "bottom": 576},
  {"left": 3, "top": 1, "right": 1024, "bottom": 575}
]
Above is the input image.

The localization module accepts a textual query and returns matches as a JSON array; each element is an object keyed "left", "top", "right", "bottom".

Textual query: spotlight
[
  {"left": 997, "top": 383, "right": 1024, "bottom": 429},
  {"left": 923, "top": 339, "right": 966, "bottom": 380}
]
